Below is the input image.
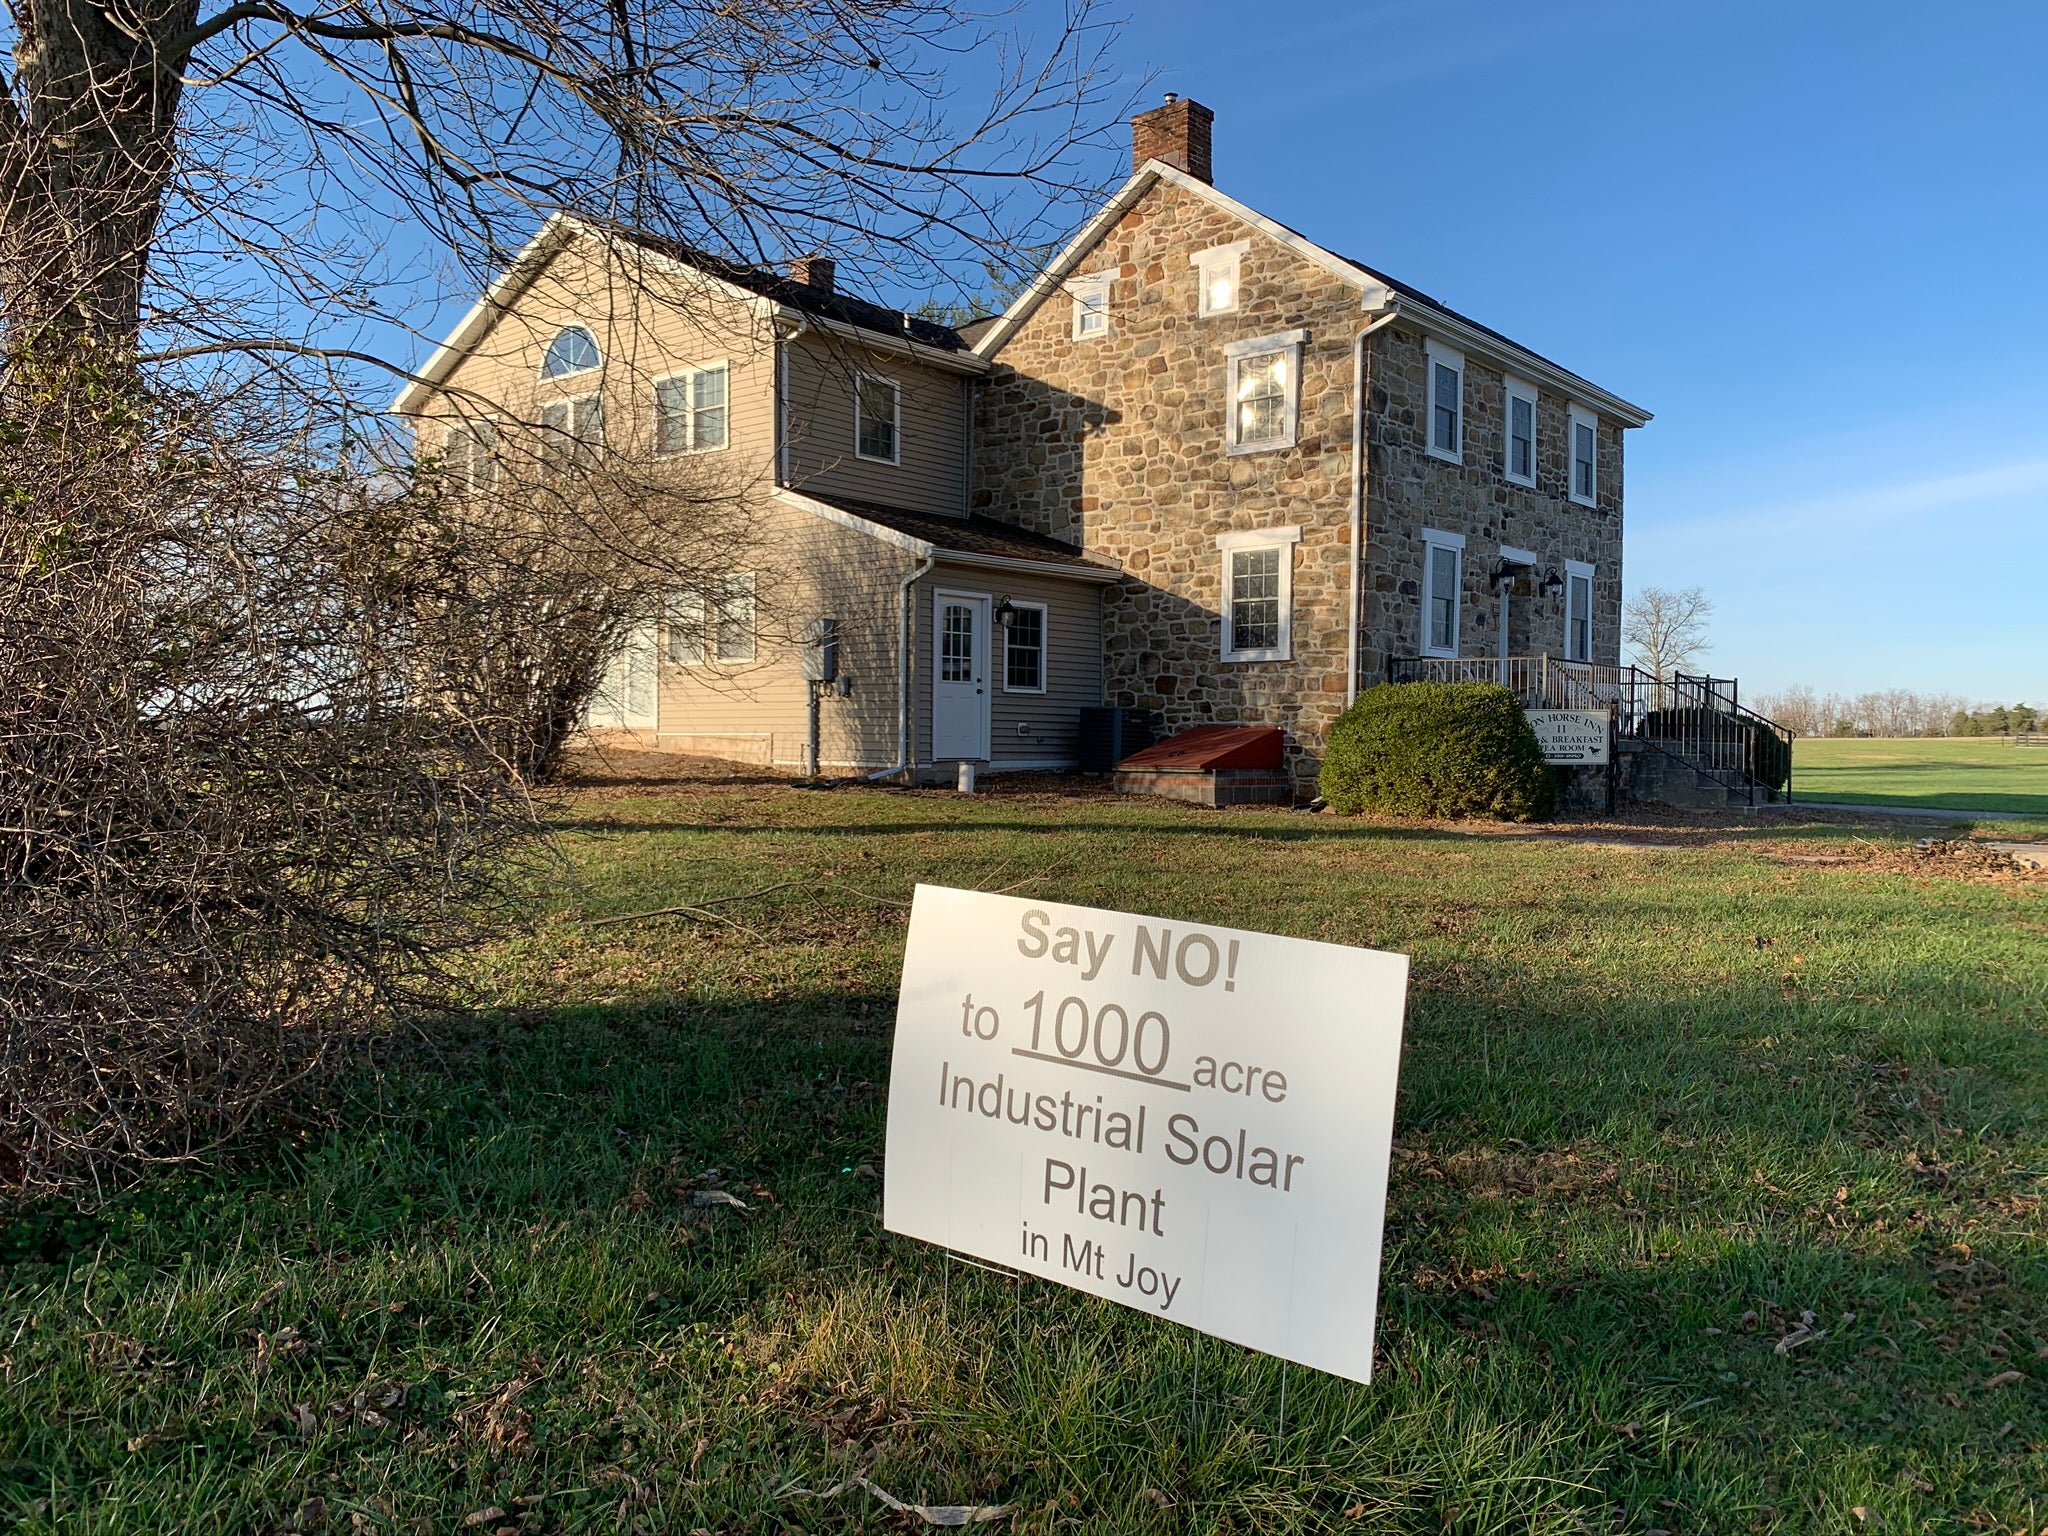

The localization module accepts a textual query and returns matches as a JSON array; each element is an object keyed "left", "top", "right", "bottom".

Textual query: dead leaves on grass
[{"left": 781, "top": 1473, "right": 1012, "bottom": 1527}]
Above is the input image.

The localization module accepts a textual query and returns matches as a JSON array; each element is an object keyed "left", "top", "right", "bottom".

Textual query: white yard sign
[
  {"left": 1527, "top": 709, "right": 1611, "bottom": 765},
  {"left": 883, "top": 885, "right": 1410, "bottom": 1386}
]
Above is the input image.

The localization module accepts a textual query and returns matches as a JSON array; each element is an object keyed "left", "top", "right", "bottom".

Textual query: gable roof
[
  {"left": 391, "top": 215, "right": 984, "bottom": 415},
  {"left": 971, "top": 161, "right": 1651, "bottom": 428},
  {"left": 774, "top": 489, "right": 1123, "bottom": 583}
]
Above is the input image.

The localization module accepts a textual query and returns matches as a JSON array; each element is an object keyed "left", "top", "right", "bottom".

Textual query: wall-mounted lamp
[
  {"left": 1540, "top": 568, "right": 1565, "bottom": 598},
  {"left": 993, "top": 596, "right": 1018, "bottom": 627},
  {"left": 1489, "top": 559, "right": 1517, "bottom": 589}
]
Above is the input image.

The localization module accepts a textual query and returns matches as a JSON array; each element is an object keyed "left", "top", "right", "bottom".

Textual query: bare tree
[
  {"left": 1623, "top": 584, "right": 1715, "bottom": 683},
  {"left": 0, "top": 0, "right": 1121, "bottom": 1189},
  {"left": 0, "top": 381, "right": 542, "bottom": 1192},
  {"left": 2, "top": 0, "right": 1123, "bottom": 395}
]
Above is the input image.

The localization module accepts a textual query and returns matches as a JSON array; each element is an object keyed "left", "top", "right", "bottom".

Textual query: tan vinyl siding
[
  {"left": 911, "top": 561, "right": 1104, "bottom": 766},
  {"left": 656, "top": 499, "right": 918, "bottom": 768},
  {"left": 782, "top": 333, "right": 970, "bottom": 518},
  {"left": 404, "top": 238, "right": 778, "bottom": 496}
]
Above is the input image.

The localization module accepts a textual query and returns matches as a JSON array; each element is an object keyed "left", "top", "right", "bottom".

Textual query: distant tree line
[{"left": 1753, "top": 687, "right": 2041, "bottom": 738}]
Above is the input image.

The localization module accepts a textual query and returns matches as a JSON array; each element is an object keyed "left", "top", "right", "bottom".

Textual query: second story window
[
  {"left": 444, "top": 418, "right": 497, "bottom": 494},
  {"left": 1191, "top": 240, "right": 1248, "bottom": 316},
  {"left": 1225, "top": 329, "right": 1307, "bottom": 454},
  {"left": 1569, "top": 407, "right": 1598, "bottom": 506},
  {"left": 855, "top": 374, "right": 899, "bottom": 464},
  {"left": 539, "top": 394, "right": 603, "bottom": 474},
  {"left": 1070, "top": 273, "right": 1111, "bottom": 339},
  {"left": 654, "top": 364, "right": 729, "bottom": 455},
  {"left": 541, "top": 324, "right": 600, "bottom": 380},
  {"left": 1426, "top": 340, "right": 1464, "bottom": 464},
  {"left": 1504, "top": 378, "right": 1537, "bottom": 487}
]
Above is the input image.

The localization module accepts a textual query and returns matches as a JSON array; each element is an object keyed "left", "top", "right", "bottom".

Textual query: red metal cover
[{"left": 1116, "top": 725, "right": 1286, "bottom": 772}]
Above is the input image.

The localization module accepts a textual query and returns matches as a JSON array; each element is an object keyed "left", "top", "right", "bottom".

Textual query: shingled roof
[
  {"left": 780, "top": 490, "right": 1123, "bottom": 580},
  {"left": 586, "top": 221, "right": 972, "bottom": 353}
]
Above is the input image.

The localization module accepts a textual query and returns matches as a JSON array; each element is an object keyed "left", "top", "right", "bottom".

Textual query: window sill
[
  {"left": 1568, "top": 492, "right": 1598, "bottom": 509},
  {"left": 1226, "top": 439, "right": 1295, "bottom": 457},
  {"left": 1221, "top": 648, "right": 1290, "bottom": 664},
  {"left": 1504, "top": 471, "right": 1537, "bottom": 490},
  {"left": 1001, "top": 685, "right": 1048, "bottom": 696},
  {"left": 1419, "top": 646, "right": 1459, "bottom": 660},
  {"left": 1425, "top": 445, "right": 1463, "bottom": 466},
  {"left": 855, "top": 451, "right": 901, "bottom": 466}
]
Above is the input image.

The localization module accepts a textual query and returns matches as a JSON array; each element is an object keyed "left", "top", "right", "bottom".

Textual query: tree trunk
[{"left": 2, "top": 0, "right": 197, "bottom": 385}]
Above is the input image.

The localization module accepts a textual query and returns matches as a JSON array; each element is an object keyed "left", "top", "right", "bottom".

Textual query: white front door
[
  {"left": 591, "top": 623, "right": 659, "bottom": 731},
  {"left": 931, "top": 591, "right": 990, "bottom": 760}
]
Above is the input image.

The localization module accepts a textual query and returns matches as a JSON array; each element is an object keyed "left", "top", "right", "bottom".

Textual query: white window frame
[
  {"left": 1224, "top": 329, "right": 1308, "bottom": 456},
  {"left": 1000, "top": 601, "right": 1049, "bottom": 694},
  {"left": 444, "top": 416, "right": 499, "bottom": 494},
  {"left": 1069, "top": 272, "right": 1112, "bottom": 340},
  {"left": 540, "top": 324, "right": 601, "bottom": 381},
  {"left": 652, "top": 362, "right": 730, "bottom": 457},
  {"left": 1503, "top": 376, "right": 1538, "bottom": 488},
  {"left": 1420, "top": 527, "right": 1466, "bottom": 659},
  {"left": 854, "top": 373, "right": 901, "bottom": 465},
  {"left": 1425, "top": 340, "right": 1464, "bottom": 465},
  {"left": 1217, "top": 525, "right": 1301, "bottom": 663},
  {"left": 1563, "top": 559, "right": 1595, "bottom": 663},
  {"left": 1190, "top": 239, "right": 1250, "bottom": 317},
  {"left": 539, "top": 393, "right": 603, "bottom": 473},
  {"left": 714, "top": 573, "right": 757, "bottom": 664},
  {"left": 1568, "top": 405, "right": 1599, "bottom": 508},
  {"left": 665, "top": 590, "right": 706, "bottom": 666}
]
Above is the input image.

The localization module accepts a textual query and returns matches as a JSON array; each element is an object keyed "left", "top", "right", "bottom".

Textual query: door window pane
[{"left": 941, "top": 603, "right": 974, "bottom": 682}]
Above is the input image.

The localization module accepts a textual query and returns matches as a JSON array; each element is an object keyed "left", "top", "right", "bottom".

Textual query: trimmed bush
[{"left": 1320, "top": 682, "right": 1556, "bottom": 820}]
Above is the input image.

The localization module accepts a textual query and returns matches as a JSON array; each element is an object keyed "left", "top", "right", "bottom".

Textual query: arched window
[{"left": 541, "top": 325, "right": 600, "bottom": 379}]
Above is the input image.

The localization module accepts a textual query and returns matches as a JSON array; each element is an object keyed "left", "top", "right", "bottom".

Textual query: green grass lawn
[
  {"left": 1794, "top": 736, "right": 2048, "bottom": 814},
  {"left": 4, "top": 776, "right": 2046, "bottom": 1534}
]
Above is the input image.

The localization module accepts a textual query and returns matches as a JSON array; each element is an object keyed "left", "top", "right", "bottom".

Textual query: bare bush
[{"left": 0, "top": 374, "right": 540, "bottom": 1193}]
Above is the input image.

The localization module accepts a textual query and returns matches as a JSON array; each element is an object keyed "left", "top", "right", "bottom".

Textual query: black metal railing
[{"left": 1387, "top": 656, "right": 1795, "bottom": 805}]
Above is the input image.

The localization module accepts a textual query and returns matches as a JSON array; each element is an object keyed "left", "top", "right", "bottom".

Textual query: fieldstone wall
[
  {"left": 1362, "top": 328, "right": 1625, "bottom": 685},
  {"left": 973, "top": 175, "right": 1629, "bottom": 784}
]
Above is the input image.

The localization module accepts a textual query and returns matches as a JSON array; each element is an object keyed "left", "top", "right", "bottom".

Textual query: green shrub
[{"left": 1319, "top": 682, "right": 1556, "bottom": 820}]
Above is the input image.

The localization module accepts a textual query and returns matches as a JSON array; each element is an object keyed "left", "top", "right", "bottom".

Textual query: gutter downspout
[
  {"left": 1347, "top": 309, "right": 1400, "bottom": 706},
  {"left": 869, "top": 551, "right": 936, "bottom": 780}
]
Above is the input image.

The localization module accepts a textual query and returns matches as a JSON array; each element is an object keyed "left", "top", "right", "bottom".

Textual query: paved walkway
[{"left": 1767, "top": 799, "right": 2036, "bottom": 823}]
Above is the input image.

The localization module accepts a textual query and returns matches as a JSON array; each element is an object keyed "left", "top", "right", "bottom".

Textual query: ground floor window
[
  {"left": 1003, "top": 603, "right": 1046, "bottom": 692},
  {"left": 1218, "top": 526, "right": 1300, "bottom": 662},
  {"left": 665, "top": 573, "right": 755, "bottom": 665},
  {"left": 1421, "top": 528, "right": 1465, "bottom": 657},
  {"left": 1564, "top": 560, "right": 1594, "bottom": 662}
]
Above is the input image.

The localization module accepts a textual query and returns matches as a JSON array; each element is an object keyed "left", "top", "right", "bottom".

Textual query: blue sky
[{"left": 1096, "top": 0, "right": 2048, "bottom": 702}]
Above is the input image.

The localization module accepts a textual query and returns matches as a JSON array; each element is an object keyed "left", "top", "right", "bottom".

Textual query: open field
[
  {"left": 3, "top": 762, "right": 2045, "bottom": 1534},
  {"left": 1794, "top": 736, "right": 2048, "bottom": 814}
]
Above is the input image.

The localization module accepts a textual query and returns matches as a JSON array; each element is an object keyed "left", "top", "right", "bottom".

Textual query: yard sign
[{"left": 883, "top": 885, "right": 1409, "bottom": 1386}]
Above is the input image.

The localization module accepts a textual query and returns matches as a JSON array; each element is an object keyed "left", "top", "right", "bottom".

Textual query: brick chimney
[
  {"left": 1131, "top": 93, "right": 1213, "bottom": 183},
  {"left": 788, "top": 253, "right": 836, "bottom": 293}
]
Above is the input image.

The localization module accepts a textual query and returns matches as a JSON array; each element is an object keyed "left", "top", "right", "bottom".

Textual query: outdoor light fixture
[
  {"left": 993, "top": 596, "right": 1018, "bottom": 627},
  {"left": 1489, "top": 558, "right": 1517, "bottom": 588},
  {"left": 1541, "top": 569, "right": 1565, "bottom": 598}
]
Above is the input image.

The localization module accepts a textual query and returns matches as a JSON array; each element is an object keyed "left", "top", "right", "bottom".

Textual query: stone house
[{"left": 396, "top": 96, "right": 1650, "bottom": 789}]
